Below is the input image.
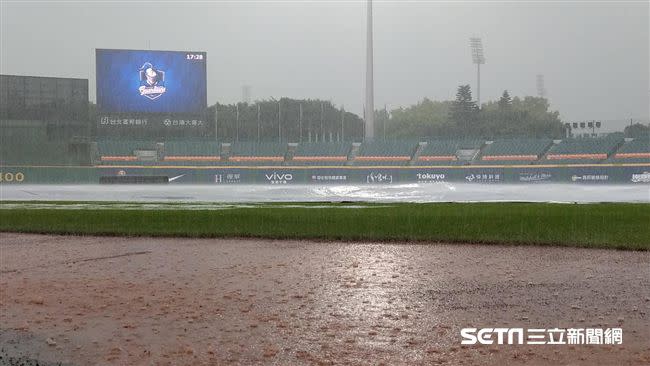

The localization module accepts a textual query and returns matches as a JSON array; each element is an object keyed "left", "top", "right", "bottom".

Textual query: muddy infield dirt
[{"left": 0, "top": 233, "right": 648, "bottom": 365}]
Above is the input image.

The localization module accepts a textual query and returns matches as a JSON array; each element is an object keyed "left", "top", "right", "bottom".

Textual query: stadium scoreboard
[{"left": 95, "top": 49, "right": 209, "bottom": 138}]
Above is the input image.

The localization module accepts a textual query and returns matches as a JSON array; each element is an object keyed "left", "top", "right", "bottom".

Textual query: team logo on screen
[{"left": 138, "top": 62, "right": 166, "bottom": 100}]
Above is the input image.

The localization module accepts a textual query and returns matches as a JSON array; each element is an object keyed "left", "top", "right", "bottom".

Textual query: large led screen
[{"left": 96, "top": 49, "right": 207, "bottom": 114}]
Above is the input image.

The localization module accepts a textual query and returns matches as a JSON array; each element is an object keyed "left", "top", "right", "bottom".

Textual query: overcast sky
[{"left": 1, "top": 0, "right": 648, "bottom": 122}]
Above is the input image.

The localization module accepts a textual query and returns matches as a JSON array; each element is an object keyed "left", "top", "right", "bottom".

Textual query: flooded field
[{"left": 1, "top": 233, "right": 649, "bottom": 365}]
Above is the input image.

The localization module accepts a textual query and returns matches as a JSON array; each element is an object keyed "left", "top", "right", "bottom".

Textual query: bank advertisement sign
[{"left": 464, "top": 171, "right": 503, "bottom": 183}]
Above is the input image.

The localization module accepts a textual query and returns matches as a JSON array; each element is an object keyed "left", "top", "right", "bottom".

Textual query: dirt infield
[{"left": 1, "top": 233, "right": 649, "bottom": 365}]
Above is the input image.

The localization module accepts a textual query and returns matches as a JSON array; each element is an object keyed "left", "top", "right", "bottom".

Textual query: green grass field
[{"left": 1, "top": 202, "right": 648, "bottom": 250}]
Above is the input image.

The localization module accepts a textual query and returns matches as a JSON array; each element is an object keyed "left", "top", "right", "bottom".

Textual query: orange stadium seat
[
  {"left": 163, "top": 156, "right": 221, "bottom": 162},
  {"left": 418, "top": 155, "right": 457, "bottom": 162},
  {"left": 481, "top": 155, "right": 540, "bottom": 161},
  {"left": 100, "top": 156, "right": 138, "bottom": 161}
]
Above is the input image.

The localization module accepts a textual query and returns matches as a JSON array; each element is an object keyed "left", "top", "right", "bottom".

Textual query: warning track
[{"left": 1, "top": 233, "right": 649, "bottom": 365}]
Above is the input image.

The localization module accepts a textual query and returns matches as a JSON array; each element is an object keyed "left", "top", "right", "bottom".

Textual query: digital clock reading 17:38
[{"left": 186, "top": 54, "right": 204, "bottom": 60}]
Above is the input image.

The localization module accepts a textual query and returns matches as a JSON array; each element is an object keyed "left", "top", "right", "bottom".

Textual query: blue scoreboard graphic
[{"left": 96, "top": 49, "right": 207, "bottom": 114}]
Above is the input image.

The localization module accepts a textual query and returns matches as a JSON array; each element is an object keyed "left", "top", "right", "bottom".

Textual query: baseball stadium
[{"left": 1, "top": 1, "right": 649, "bottom": 365}]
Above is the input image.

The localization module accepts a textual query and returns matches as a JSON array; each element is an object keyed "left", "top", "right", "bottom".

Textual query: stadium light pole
[
  {"left": 341, "top": 106, "right": 345, "bottom": 142},
  {"left": 257, "top": 104, "right": 261, "bottom": 142},
  {"left": 235, "top": 103, "right": 239, "bottom": 142},
  {"left": 469, "top": 37, "right": 485, "bottom": 108},
  {"left": 242, "top": 85, "right": 251, "bottom": 104},
  {"left": 362, "top": 106, "right": 366, "bottom": 138},
  {"left": 214, "top": 105, "right": 218, "bottom": 142},
  {"left": 299, "top": 103, "right": 303, "bottom": 142},
  {"left": 536, "top": 74, "right": 546, "bottom": 99},
  {"left": 383, "top": 104, "right": 387, "bottom": 141},
  {"left": 365, "top": 0, "right": 375, "bottom": 141},
  {"left": 278, "top": 100, "right": 282, "bottom": 142},
  {"left": 320, "top": 102, "right": 324, "bottom": 143}
]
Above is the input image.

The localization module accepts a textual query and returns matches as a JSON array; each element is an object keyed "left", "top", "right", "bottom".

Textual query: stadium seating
[
  {"left": 12, "top": 135, "right": 642, "bottom": 167},
  {"left": 415, "top": 140, "right": 483, "bottom": 165},
  {"left": 545, "top": 134, "right": 623, "bottom": 162},
  {"left": 292, "top": 142, "right": 350, "bottom": 165},
  {"left": 228, "top": 142, "right": 287, "bottom": 165},
  {"left": 353, "top": 140, "right": 417, "bottom": 166},
  {"left": 473, "top": 160, "right": 538, "bottom": 166},
  {"left": 0, "top": 123, "right": 84, "bottom": 165},
  {"left": 0, "top": 141, "right": 74, "bottom": 166},
  {"left": 611, "top": 138, "right": 650, "bottom": 160},
  {"left": 480, "top": 138, "right": 552, "bottom": 162},
  {"left": 97, "top": 140, "right": 158, "bottom": 162},
  {"left": 163, "top": 141, "right": 221, "bottom": 163},
  {"left": 98, "top": 160, "right": 157, "bottom": 166}
]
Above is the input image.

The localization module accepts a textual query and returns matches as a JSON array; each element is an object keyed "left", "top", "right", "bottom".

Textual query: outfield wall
[{"left": 1, "top": 164, "right": 649, "bottom": 184}]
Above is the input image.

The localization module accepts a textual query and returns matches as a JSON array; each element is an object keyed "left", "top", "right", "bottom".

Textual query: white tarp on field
[{"left": 1, "top": 184, "right": 648, "bottom": 203}]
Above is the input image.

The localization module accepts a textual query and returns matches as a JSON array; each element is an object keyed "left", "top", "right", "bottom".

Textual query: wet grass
[{"left": 0, "top": 202, "right": 648, "bottom": 250}]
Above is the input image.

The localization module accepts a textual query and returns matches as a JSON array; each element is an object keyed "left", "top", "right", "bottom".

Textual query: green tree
[
  {"left": 210, "top": 99, "right": 364, "bottom": 142},
  {"left": 498, "top": 90, "right": 512, "bottom": 110},
  {"left": 480, "top": 96, "right": 564, "bottom": 138},
  {"left": 449, "top": 85, "right": 479, "bottom": 135},
  {"left": 386, "top": 98, "right": 453, "bottom": 139},
  {"left": 382, "top": 90, "right": 564, "bottom": 140},
  {"left": 624, "top": 123, "right": 650, "bottom": 138}
]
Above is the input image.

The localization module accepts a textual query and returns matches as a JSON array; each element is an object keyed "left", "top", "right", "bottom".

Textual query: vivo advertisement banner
[
  {"left": 96, "top": 49, "right": 207, "bottom": 114},
  {"left": 261, "top": 171, "right": 296, "bottom": 185}
]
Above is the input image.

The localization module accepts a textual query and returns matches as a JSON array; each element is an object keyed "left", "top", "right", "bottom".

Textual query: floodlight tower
[
  {"left": 242, "top": 85, "right": 251, "bottom": 104},
  {"left": 536, "top": 74, "right": 546, "bottom": 99},
  {"left": 365, "top": 0, "right": 375, "bottom": 140},
  {"left": 469, "top": 37, "right": 485, "bottom": 108}
]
